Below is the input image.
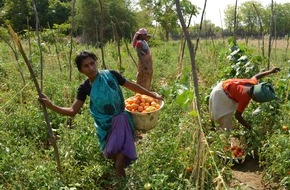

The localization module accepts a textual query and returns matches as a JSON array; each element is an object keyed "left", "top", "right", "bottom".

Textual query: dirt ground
[{"left": 230, "top": 156, "right": 265, "bottom": 190}]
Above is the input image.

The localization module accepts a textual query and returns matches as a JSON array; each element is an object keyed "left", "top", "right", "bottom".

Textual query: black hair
[{"left": 75, "top": 50, "right": 98, "bottom": 71}]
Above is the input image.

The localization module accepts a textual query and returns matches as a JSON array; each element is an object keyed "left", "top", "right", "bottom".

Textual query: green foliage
[
  {"left": 41, "top": 28, "right": 66, "bottom": 44},
  {"left": 0, "top": 0, "right": 31, "bottom": 32},
  {"left": 140, "top": 0, "right": 196, "bottom": 41},
  {"left": 223, "top": 1, "right": 290, "bottom": 37},
  {"left": 1, "top": 0, "right": 290, "bottom": 44},
  {"left": 239, "top": 1, "right": 264, "bottom": 36},
  {"left": 223, "top": 37, "right": 261, "bottom": 79},
  {"left": 74, "top": 0, "right": 137, "bottom": 44},
  {"left": 201, "top": 37, "right": 289, "bottom": 188},
  {"left": 47, "top": 0, "right": 71, "bottom": 26},
  {"left": 0, "top": 0, "right": 71, "bottom": 33},
  {"left": 265, "top": 2, "right": 290, "bottom": 36},
  {"left": 260, "top": 130, "right": 290, "bottom": 188},
  {"left": 0, "top": 34, "right": 289, "bottom": 189}
]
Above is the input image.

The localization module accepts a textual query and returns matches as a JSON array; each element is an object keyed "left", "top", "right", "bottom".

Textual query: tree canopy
[{"left": 0, "top": 0, "right": 289, "bottom": 43}]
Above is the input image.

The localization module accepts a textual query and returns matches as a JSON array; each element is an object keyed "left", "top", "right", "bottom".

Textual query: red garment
[
  {"left": 135, "top": 41, "right": 142, "bottom": 48},
  {"left": 135, "top": 40, "right": 150, "bottom": 55},
  {"left": 222, "top": 77, "right": 258, "bottom": 113}
]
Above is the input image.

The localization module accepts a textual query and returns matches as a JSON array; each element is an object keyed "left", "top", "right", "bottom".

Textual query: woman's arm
[
  {"left": 235, "top": 111, "right": 251, "bottom": 130},
  {"left": 39, "top": 93, "right": 84, "bottom": 117},
  {"left": 253, "top": 67, "right": 280, "bottom": 80},
  {"left": 123, "top": 81, "right": 163, "bottom": 100}
]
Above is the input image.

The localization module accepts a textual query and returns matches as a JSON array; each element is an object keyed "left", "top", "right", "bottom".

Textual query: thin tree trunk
[
  {"left": 274, "top": 11, "right": 277, "bottom": 60},
  {"left": 112, "top": 22, "right": 122, "bottom": 72},
  {"left": 113, "top": 16, "right": 137, "bottom": 67},
  {"left": 8, "top": 25, "right": 62, "bottom": 173},
  {"left": 27, "top": 17, "right": 32, "bottom": 61},
  {"left": 98, "top": 0, "right": 106, "bottom": 69},
  {"left": 32, "top": 0, "right": 43, "bottom": 90},
  {"left": 195, "top": 0, "right": 207, "bottom": 53},
  {"left": 175, "top": 0, "right": 202, "bottom": 187},
  {"left": 210, "top": 27, "right": 217, "bottom": 57},
  {"left": 267, "top": 0, "right": 274, "bottom": 70},
  {"left": 233, "top": 0, "right": 238, "bottom": 44},
  {"left": 177, "top": 5, "right": 196, "bottom": 78},
  {"left": 219, "top": 9, "right": 225, "bottom": 45},
  {"left": 69, "top": 0, "right": 76, "bottom": 81},
  {"left": 285, "top": 34, "right": 289, "bottom": 54},
  {"left": 47, "top": 23, "right": 62, "bottom": 72},
  {"left": 252, "top": 3, "right": 265, "bottom": 57}
]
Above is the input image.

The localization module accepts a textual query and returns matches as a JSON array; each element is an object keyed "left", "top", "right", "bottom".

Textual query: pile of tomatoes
[
  {"left": 125, "top": 94, "right": 161, "bottom": 113},
  {"left": 225, "top": 145, "right": 245, "bottom": 158}
]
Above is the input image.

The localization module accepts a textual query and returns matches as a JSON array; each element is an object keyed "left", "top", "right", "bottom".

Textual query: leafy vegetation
[
  {"left": 1, "top": 0, "right": 290, "bottom": 41},
  {"left": 0, "top": 29, "right": 289, "bottom": 189},
  {"left": 0, "top": 0, "right": 289, "bottom": 189}
]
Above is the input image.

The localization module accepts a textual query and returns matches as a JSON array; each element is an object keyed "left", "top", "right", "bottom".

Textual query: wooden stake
[{"left": 7, "top": 25, "right": 62, "bottom": 173}]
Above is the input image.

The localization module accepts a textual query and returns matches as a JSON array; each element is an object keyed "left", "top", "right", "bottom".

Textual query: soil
[{"left": 230, "top": 156, "right": 265, "bottom": 190}]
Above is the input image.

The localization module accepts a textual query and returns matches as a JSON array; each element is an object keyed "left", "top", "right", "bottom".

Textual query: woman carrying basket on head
[
  {"left": 132, "top": 28, "right": 153, "bottom": 90},
  {"left": 38, "top": 50, "right": 162, "bottom": 177}
]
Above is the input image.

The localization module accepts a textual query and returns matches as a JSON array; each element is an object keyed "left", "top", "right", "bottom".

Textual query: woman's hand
[
  {"left": 38, "top": 93, "right": 52, "bottom": 108},
  {"left": 235, "top": 111, "right": 251, "bottom": 130},
  {"left": 153, "top": 92, "right": 163, "bottom": 100},
  {"left": 270, "top": 67, "right": 280, "bottom": 74}
]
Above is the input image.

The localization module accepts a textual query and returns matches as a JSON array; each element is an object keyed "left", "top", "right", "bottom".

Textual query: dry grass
[{"left": 238, "top": 38, "right": 289, "bottom": 50}]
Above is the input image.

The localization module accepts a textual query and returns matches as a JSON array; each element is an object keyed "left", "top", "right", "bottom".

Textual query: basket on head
[{"left": 126, "top": 99, "right": 164, "bottom": 131}]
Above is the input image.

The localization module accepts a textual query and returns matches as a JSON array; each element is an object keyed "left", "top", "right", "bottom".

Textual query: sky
[{"left": 191, "top": 0, "right": 289, "bottom": 28}]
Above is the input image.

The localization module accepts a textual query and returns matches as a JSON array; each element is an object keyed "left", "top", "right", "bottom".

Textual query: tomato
[
  {"left": 144, "top": 183, "right": 152, "bottom": 190},
  {"left": 186, "top": 166, "right": 193, "bottom": 173},
  {"left": 231, "top": 145, "right": 244, "bottom": 158},
  {"left": 125, "top": 94, "right": 161, "bottom": 113},
  {"left": 232, "top": 149, "right": 239, "bottom": 157},
  {"left": 282, "top": 125, "right": 288, "bottom": 131}
]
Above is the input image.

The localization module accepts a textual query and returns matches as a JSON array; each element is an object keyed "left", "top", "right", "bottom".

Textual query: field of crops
[{"left": 0, "top": 33, "right": 289, "bottom": 189}]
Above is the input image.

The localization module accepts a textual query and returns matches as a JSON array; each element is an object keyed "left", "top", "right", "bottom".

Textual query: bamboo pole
[
  {"left": 285, "top": 35, "right": 289, "bottom": 54},
  {"left": 219, "top": 9, "right": 225, "bottom": 45},
  {"left": 195, "top": 0, "right": 207, "bottom": 53},
  {"left": 267, "top": 0, "right": 274, "bottom": 70},
  {"left": 233, "top": 0, "right": 238, "bottom": 44},
  {"left": 7, "top": 25, "right": 62, "bottom": 173},
  {"left": 98, "top": 0, "right": 107, "bottom": 69},
  {"left": 113, "top": 16, "right": 137, "bottom": 68},
  {"left": 69, "top": 0, "right": 76, "bottom": 81},
  {"left": 111, "top": 21, "right": 122, "bottom": 72},
  {"left": 47, "top": 23, "right": 62, "bottom": 72},
  {"left": 26, "top": 17, "right": 32, "bottom": 61},
  {"left": 32, "top": 0, "right": 43, "bottom": 90},
  {"left": 175, "top": 1, "right": 201, "bottom": 186},
  {"left": 252, "top": 3, "right": 265, "bottom": 58},
  {"left": 177, "top": 5, "right": 196, "bottom": 78}
]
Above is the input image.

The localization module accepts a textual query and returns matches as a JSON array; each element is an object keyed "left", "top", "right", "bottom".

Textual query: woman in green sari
[{"left": 39, "top": 50, "right": 162, "bottom": 177}]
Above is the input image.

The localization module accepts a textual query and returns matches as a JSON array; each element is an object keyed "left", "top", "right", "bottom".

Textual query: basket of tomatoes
[{"left": 125, "top": 93, "right": 164, "bottom": 131}]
